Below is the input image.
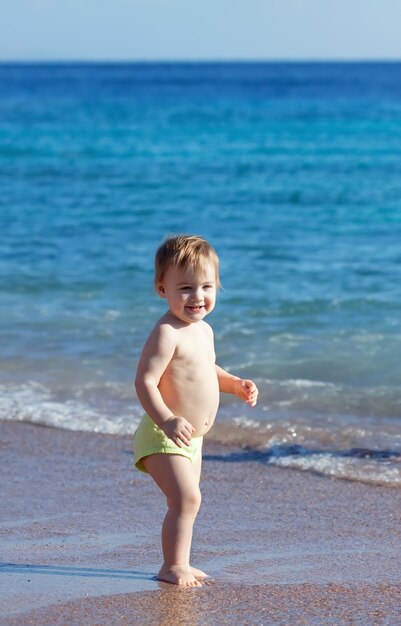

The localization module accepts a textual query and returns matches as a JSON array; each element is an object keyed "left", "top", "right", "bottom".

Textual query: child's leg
[
  {"left": 187, "top": 449, "right": 209, "bottom": 580},
  {"left": 142, "top": 453, "right": 202, "bottom": 587}
]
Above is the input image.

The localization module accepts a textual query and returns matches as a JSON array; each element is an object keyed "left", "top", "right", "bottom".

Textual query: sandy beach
[{"left": 1, "top": 421, "right": 400, "bottom": 625}]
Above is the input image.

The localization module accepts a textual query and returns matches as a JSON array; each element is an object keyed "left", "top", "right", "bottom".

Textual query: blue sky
[{"left": 1, "top": 0, "right": 400, "bottom": 61}]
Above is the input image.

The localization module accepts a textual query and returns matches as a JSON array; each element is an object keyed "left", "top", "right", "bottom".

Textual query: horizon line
[{"left": 1, "top": 57, "right": 401, "bottom": 65}]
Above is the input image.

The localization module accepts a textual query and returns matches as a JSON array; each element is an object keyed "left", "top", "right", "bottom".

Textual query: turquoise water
[{"left": 1, "top": 63, "right": 400, "bottom": 484}]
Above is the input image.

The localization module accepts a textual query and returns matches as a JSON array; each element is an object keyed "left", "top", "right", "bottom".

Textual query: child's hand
[
  {"left": 234, "top": 379, "right": 259, "bottom": 407},
  {"left": 162, "top": 416, "right": 195, "bottom": 447}
]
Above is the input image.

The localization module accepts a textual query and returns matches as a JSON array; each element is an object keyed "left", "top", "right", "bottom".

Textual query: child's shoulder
[
  {"left": 143, "top": 314, "right": 179, "bottom": 354},
  {"left": 152, "top": 312, "right": 179, "bottom": 334},
  {"left": 149, "top": 312, "right": 183, "bottom": 341},
  {"left": 200, "top": 320, "right": 214, "bottom": 336},
  {"left": 197, "top": 320, "right": 214, "bottom": 343}
]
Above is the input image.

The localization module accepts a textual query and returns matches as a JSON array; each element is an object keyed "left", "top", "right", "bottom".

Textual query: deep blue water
[{"left": 1, "top": 63, "right": 401, "bottom": 484}]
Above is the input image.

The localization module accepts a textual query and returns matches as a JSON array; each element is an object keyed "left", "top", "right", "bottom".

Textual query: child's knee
[{"left": 168, "top": 488, "right": 201, "bottom": 515}]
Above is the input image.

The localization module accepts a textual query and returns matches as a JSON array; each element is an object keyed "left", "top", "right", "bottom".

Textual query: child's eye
[{"left": 180, "top": 286, "right": 191, "bottom": 290}]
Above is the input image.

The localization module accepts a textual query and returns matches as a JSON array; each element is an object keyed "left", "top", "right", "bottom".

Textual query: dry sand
[{"left": 1, "top": 421, "right": 400, "bottom": 625}]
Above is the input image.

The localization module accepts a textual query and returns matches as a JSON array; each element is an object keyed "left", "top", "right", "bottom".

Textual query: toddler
[{"left": 134, "top": 235, "right": 258, "bottom": 587}]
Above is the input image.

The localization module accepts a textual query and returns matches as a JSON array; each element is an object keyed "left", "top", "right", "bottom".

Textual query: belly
[{"left": 159, "top": 370, "right": 220, "bottom": 435}]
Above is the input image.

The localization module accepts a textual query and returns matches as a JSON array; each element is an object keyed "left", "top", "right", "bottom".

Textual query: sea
[{"left": 1, "top": 62, "right": 401, "bottom": 487}]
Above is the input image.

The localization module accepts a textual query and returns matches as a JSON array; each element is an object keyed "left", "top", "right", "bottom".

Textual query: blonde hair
[{"left": 155, "top": 235, "right": 220, "bottom": 289}]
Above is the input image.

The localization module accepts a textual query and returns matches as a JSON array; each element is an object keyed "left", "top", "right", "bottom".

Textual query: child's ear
[{"left": 157, "top": 283, "right": 166, "bottom": 298}]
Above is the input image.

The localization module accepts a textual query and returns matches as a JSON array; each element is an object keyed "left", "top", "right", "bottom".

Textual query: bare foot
[
  {"left": 157, "top": 565, "right": 202, "bottom": 587},
  {"left": 190, "top": 566, "right": 210, "bottom": 580}
]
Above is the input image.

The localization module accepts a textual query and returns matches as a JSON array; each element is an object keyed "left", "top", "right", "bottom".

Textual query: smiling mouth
[{"left": 186, "top": 305, "right": 204, "bottom": 312}]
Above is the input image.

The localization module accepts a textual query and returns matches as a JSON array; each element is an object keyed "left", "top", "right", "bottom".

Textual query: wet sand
[{"left": 1, "top": 421, "right": 400, "bottom": 625}]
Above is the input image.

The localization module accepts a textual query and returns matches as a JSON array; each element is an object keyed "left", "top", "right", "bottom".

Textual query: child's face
[{"left": 157, "top": 261, "right": 217, "bottom": 324}]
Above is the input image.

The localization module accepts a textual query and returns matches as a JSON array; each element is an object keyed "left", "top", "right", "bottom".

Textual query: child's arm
[
  {"left": 135, "top": 323, "right": 194, "bottom": 446},
  {"left": 216, "top": 364, "right": 258, "bottom": 407}
]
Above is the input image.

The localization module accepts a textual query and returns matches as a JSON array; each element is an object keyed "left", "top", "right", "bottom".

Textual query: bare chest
[{"left": 169, "top": 328, "right": 215, "bottom": 379}]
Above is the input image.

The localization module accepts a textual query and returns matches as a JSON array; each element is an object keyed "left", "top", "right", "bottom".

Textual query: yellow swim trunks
[{"left": 133, "top": 413, "right": 203, "bottom": 473}]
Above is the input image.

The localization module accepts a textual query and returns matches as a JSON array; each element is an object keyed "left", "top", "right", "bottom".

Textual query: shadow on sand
[{"left": 0, "top": 562, "right": 155, "bottom": 581}]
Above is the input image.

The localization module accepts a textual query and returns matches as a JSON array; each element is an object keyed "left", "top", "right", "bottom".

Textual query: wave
[
  {"left": 267, "top": 451, "right": 401, "bottom": 487},
  {"left": 247, "top": 378, "right": 401, "bottom": 420},
  {"left": 0, "top": 382, "right": 142, "bottom": 435},
  {"left": 205, "top": 415, "right": 401, "bottom": 487},
  {"left": 203, "top": 445, "right": 401, "bottom": 488}
]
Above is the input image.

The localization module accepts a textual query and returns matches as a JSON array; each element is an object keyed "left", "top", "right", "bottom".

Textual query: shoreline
[{"left": 1, "top": 421, "right": 400, "bottom": 624}]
